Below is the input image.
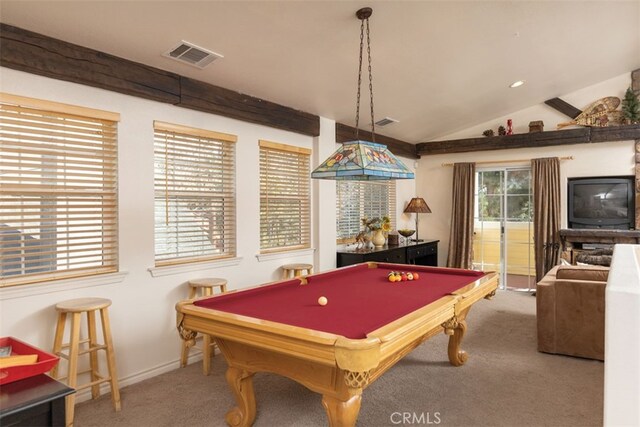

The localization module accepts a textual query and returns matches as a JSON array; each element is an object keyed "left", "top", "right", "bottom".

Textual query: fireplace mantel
[
  {"left": 559, "top": 229, "right": 640, "bottom": 264},
  {"left": 559, "top": 228, "right": 640, "bottom": 247}
]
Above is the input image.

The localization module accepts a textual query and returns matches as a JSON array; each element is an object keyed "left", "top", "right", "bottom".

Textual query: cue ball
[{"left": 318, "top": 296, "right": 328, "bottom": 306}]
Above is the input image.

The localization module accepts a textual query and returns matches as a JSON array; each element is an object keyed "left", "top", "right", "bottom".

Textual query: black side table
[
  {"left": 337, "top": 240, "right": 439, "bottom": 268},
  {"left": 0, "top": 374, "right": 74, "bottom": 427}
]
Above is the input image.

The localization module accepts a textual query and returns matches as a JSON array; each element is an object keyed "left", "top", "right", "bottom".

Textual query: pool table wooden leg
[
  {"left": 322, "top": 393, "right": 362, "bottom": 427},
  {"left": 225, "top": 366, "right": 256, "bottom": 427},
  {"left": 446, "top": 318, "right": 468, "bottom": 367}
]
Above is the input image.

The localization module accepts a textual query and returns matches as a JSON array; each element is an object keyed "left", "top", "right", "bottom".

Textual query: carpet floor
[{"left": 75, "top": 291, "right": 604, "bottom": 426}]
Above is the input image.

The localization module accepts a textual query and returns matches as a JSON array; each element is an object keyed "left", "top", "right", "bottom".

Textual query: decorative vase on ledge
[{"left": 372, "top": 229, "right": 386, "bottom": 247}]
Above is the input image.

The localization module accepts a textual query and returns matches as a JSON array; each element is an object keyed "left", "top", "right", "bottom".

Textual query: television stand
[{"left": 559, "top": 229, "right": 640, "bottom": 264}]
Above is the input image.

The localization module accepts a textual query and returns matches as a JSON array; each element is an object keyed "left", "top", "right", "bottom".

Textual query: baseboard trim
[{"left": 73, "top": 352, "right": 205, "bottom": 403}]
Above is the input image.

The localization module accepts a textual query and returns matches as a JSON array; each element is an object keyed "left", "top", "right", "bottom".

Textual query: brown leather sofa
[{"left": 536, "top": 265, "right": 609, "bottom": 360}]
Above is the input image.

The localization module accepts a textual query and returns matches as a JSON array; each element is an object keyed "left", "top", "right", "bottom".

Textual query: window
[
  {"left": 336, "top": 181, "right": 396, "bottom": 242},
  {"left": 154, "top": 122, "right": 236, "bottom": 266},
  {"left": 0, "top": 93, "right": 119, "bottom": 287},
  {"left": 259, "top": 140, "right": 311, "bottom": 253}
]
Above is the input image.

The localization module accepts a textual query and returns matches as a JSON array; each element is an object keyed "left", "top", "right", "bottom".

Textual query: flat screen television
[{"left": 568, "top": 176, "right": 635, "bottom": 229}]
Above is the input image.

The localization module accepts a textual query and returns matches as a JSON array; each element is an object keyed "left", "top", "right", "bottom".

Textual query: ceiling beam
[
  {"left": 0, "top": 23, "right": 180, "bottom": 104},
  {"left": 335, "top": 123, "right": 418, "bottom": 159},
  {"left": 0, "top": 23, "right": 320, "bottom": 137},
  {"left": 179, "top": 77, "right": 319, "bottom": 137},
  {"left": 544, "top": 97, "right": 582, "bottom": 119}
]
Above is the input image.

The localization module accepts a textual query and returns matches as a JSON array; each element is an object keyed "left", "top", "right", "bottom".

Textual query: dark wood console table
[
  {"left": 337, "top": 240, "right": 439, "bottom": 268},
  {"left": 0, "top": 374, "right": 74, "bottom": 427}
]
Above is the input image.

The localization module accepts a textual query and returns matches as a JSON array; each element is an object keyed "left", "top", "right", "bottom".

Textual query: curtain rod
[{"left": 441, "top": 156, "right": 574, "bottom": 167}]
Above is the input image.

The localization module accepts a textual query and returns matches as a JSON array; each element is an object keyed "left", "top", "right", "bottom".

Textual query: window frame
[
  {"left": 153, "top": 121, "right": 237, "bottom": 267},
  {"left": 259, "top": 140, "right": 311, "bottom": 254},
  {"left": 0, "top": 93, "right": 120, "bottom": 287}
]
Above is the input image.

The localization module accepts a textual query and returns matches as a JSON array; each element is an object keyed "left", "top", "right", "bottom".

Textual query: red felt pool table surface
[{"left": 194, "top": 263, "right": 486, "bottom": 339}]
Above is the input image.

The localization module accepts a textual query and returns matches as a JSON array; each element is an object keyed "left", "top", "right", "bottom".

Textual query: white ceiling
[{"left": 1, "top": 1, "right": 639, "bottom": 143}]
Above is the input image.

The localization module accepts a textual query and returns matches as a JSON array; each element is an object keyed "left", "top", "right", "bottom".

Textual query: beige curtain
[
  {"left": 532, "top": 157, "right": 561, "bottom": 282},
  {"left": 447, "top": 162, "right": 476, "bottom": 269}
]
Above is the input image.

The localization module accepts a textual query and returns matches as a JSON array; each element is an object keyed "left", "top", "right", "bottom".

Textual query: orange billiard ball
[
  {"left": 318, "top": 296, "right": 328, "bottom": 306},
  {"left": 413, "top": 272, "right": 420, "bottom": 280}
]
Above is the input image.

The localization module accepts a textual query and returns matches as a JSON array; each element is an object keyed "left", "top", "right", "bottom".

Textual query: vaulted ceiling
[{"left": 1, "top": 1, "right": 638, "bottom": 143}]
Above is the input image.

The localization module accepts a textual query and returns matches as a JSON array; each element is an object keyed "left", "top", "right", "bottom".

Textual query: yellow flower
[{"left": 382, "top": 222, "right": 391, "bottom": 232}]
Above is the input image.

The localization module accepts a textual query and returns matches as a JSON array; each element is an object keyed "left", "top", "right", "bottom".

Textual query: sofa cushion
[{"left": 556, "top": 265, "right": 609, "bottom": 282}]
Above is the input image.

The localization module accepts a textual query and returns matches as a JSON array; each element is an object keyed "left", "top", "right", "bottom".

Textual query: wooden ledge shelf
[{"left": 417, "top": 124, "right": 640, "bottom": 156}]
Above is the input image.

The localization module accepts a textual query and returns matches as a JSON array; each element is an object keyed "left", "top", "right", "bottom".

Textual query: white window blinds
[
  {"left": 336, "top": 181, "right": 396, "bottom": 242},
  {"left": 0, "top": 93, "right": 120, "bottom": 287},
  {"left": 154, "top": 121, "right": 236, "bottom": 266},
  {"left": 259, "top": 140, "right": 311, "bottom": 253}
]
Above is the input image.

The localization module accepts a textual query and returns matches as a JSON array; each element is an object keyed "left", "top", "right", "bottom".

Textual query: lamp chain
[
  {"left": 354, "top": 9, "right": 375, "bottom": 143},
  {"left": 355, "top": 17, "right": 365, "bottom": 140},
  {"left": 366, "top": 18, "right": 375, "bottom": 142}
]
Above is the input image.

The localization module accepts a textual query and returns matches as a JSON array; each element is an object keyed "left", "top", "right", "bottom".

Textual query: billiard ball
[
  {"left": 413, "top": 272, "right": 420, "bottom": 280},
  {"left": 406, "top": 272, "right": 414, "bottom": 281},
  {"left": 318, "top": 296, "right": 328, "bottom": 306}
]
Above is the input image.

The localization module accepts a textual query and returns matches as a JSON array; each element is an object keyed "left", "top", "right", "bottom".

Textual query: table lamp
[{"left": 403, "top": 197, "right": 431, "bottom": 242}]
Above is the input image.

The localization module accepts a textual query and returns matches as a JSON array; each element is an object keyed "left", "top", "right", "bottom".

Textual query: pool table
[{"left": 176, "top": 262, "right": 498, "bottom": 427}]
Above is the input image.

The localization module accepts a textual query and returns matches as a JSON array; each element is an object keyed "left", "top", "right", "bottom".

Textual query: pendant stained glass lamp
[{"left": 311, "top": 7, "right": 414, "bottom": 181}]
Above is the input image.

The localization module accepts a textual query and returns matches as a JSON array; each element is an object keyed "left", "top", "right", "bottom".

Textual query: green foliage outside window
[{"left": 477, "top": 169, "right": 532, "bottom": 222}]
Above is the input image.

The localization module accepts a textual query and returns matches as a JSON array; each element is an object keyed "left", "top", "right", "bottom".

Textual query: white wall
[
  {"left": 604, "top": 244, "right": 640, "bottom": 426},
  {"left": 0, "top": 67, "right": 340, "bottom": 391},
  {"left": 313, "top": 117, "right": 337, "bottom": 272},
  {"left": 418, "top": 73, "right": 636, "bottom": 266}
]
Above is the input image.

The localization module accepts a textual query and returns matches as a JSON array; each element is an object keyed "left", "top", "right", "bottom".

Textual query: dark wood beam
[
  {"left": 335, "top": 123, "right": 418, "bottom": 159},
  {"left": 0, "top": 23, "right": 181, "bottom": 104},
  {"left": 0, "top": 23, "right": 320, "bottom": 137},
  {"left": 544, "top": 97, "right": 582, "bottom": 119},
  {"left": 591, "top": 124, "right": 640, "bottom": 143},
  {"left": 416, "top": 125, "right": 640, "bottom": 156},
  {"left": 179, "top": 77, "right": 319, "bottom": 137},
  {"left": 417, "top": 129, "right": 588, "bottom": 155}
]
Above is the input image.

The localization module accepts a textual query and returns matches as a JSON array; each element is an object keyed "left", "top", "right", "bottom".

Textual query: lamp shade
[
  {"left": 404, "top": 197, "right": 431, "bottom": 213},
  {"left": 311, "top": 140, "right": 415, "bottom": 180}
]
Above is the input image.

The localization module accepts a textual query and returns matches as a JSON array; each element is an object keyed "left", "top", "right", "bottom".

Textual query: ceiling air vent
[
  {"left": 163, "top": 41, "right": 223, "bottom": 69},
  {"left": 374, "top": 117, "right": 399, "bottom": 127}
]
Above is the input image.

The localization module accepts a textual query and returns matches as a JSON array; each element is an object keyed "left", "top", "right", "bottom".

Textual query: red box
[{"left": 0, "top": 337, "right": 60, "bottom": 385}]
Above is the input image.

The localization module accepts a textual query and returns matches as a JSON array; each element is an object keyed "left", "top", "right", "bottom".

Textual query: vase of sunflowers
[{"left": 361, "top": 216, "right": 391, "bottom": 247}]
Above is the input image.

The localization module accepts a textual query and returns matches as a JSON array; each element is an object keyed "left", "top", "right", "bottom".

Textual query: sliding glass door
[{"left": 473, "top": 168, "right": 535, "bottom": 291}]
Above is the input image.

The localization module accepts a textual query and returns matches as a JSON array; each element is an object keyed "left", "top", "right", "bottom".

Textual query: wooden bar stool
[
  {"left": 282, "top": 263, "right": 313, "bottom": 280},
  {"left": 52, "top": 297, "right": 120, "bottom": 426},
  {"left": 181, "top": 278, "right": 227, "bottom": 375}
]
